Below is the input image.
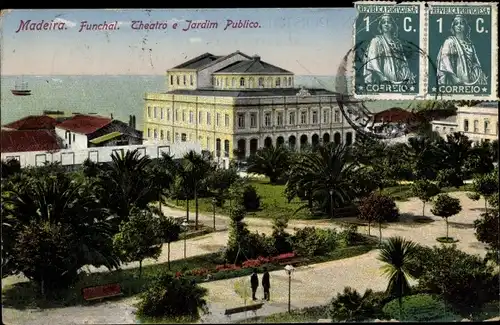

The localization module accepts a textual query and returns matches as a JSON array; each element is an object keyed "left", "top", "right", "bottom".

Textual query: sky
[{"left": 0, "top": 9, "right": 357, "bottom": 76}]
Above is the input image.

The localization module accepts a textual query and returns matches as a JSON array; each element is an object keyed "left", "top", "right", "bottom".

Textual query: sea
[{"left": 1, "top": 75, "right": 412, "bottom": 131}]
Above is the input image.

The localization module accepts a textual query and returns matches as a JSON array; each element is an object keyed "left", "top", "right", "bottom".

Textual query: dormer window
[
  {"left": 275, "top": 78, "right": 281, "bottom": 87},
  {"left": 240, "top": 78, "right": 245, "bottom": 87}
]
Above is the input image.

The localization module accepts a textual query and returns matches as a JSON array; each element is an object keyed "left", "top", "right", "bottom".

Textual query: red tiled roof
[
  {"left": 56, "top": 114, "right": 112, "bottom": 135},
  {"left": 1, "top": 130, "right": 62, "bottom": 153},
  {"left": 374, "top": 108, "right": 416, "bottom": 123},
  {"left": 3, "top": 115, "right": 59, "bottom": 130}
]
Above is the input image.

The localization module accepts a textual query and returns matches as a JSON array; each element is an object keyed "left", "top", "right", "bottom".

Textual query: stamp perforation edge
[
  {"left": 352, "top": 1, "right": 428, "bottom": 100},
  {"left": 426, "top": 1, "right": 498, "bottom": 101}
]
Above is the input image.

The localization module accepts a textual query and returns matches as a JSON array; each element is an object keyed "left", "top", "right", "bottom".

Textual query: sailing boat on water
[{"left": 11, "top": 77, "right": 31, "bottom": 96}]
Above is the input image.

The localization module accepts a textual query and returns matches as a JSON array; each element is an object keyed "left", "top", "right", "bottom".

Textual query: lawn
[
  {"left": 168, "top": 178, "right": 312, "bottom": 220},
  {"left": 167, "top": 178, "right": 474, "bottom": 219},
  {"left": 236, "top": 305, "right": 329, "bottom": 323},
  {"left": 2, "top": 243, "right": 375, "bottom": 310}
]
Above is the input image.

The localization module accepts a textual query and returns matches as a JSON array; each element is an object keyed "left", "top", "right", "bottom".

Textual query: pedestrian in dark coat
[
  {"left": 262, "top": 267, "right": 270, "bottom": 301},
  {"left": 250, "top": 268, "right": 259, "bottom": 300}
]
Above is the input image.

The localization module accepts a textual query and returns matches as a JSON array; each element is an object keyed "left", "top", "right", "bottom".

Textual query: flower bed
[{"left": 177, "top": 252, "right": 296, "bottom": 278}]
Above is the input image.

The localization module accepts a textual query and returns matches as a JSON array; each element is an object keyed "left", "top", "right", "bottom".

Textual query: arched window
[
  {"left": 484, "top": 120, "right": 490, "bottom": 134},
  {"left": 176, "top": 75, "right": 179, "bottom": 85},
  {"left": 463, "top": 119, "right": 469, "bottom": 132},
  {"left": 473, "top": 120, "right": 479, "bottom": 132},
  {"left": 258, "top": 77, "right": 264, "bottom": 87},
  {"left": 240, "top": 77, "right": 245, "bottom": 87},
  {"left": 249, "top": 77, "right": 254, "bottom": 88},
  {"left": 231, "top": 78, "right": 236, "bottom": 87},
  {"left": 275, "top": 78, "right": 281, "bottom": 87},
  {"left": 288, "top": 77, "right": 292, "bottom": 86}
]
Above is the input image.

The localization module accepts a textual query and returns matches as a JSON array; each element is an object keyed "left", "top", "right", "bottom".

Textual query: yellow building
[
  {"left": 143, "top": 50, "right": 356, "bottom": 159},
  {"left": 431, "top": 102, "right": 498, "bottom": 143}
]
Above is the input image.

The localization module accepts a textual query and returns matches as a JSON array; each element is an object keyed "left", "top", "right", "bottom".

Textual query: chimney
[
  {"left": 252, "top": 55, "right": 260, "bottom": 61},
  {"left": 132, "top": 115, "right": 136, "bottom": 129},
  {"left": 129, "top": 115, "right": 133, "bottom": 127},
  {"left": 111, "top": 113, "right": 114, "bottom": 119}
]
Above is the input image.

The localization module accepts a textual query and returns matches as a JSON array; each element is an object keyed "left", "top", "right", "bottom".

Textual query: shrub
[
  {"left": 414, "top": 244, "right": 499, "bottom": 314},
  {"left": 328, "top": 287, "right": 381, "bottom": 322},
  {"left": 358, "top": 192, "right": 399, "bottom": 242},
  {"left": 242, "top": 184, "right": 261, "bottom": 211},
  {"left": 136, "top": 272, "right": 208, "bottom": 320},
  {"left": 382, "top": 294, "right": 461, "bottom": 322},
  {"left": 338, "top": 223, "right": 362, "bottom": 246},
  {"left": 291, "top": 227, "right": 338, "bottom": 257}
]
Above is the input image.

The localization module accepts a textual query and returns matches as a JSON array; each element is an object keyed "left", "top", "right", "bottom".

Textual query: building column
[{"left": 245, "top": 137, "right": 251, "bottom": 157}]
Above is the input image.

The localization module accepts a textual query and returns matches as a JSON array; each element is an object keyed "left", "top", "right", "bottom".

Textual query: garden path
[{"left": 2, "top": 192, "right": 490, "bottom": 324}]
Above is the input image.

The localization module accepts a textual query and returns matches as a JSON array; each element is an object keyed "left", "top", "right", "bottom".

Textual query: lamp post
[
  {"left": 182, "top": 220, "right": 188, "bottom": 259},
  {"left": 284, "top": 264, "right": 295, "bottom": 313},
  {"left": 212, "top": 197, "right": 217, "bottom": 231},
  {"left": 329, "top": 189, "right": 334, "bottom": 218}
]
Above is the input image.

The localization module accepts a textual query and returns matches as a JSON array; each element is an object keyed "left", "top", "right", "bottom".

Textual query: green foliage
[
  {"left": 431, "top": 194, "right": 462, "bottom": 238},
  {"left": 3, "top": 171, "right": 119, "bottom": 291},
  {"left": 467, "top": 192, "right": 481, "bottom": 201},
  {"left": 472, "top": 172, "right": 499, "bottom": 211},
  {"left": 328, "top": 287, "right": 380, "bottom": 322},
  {"left": 113, "top": 209, "right": 163, "bottom": 276},
  {"left": 13, "top": 221, "right": 80, "bottom": 293},
  {"left": 286, "top": 143, "right": 359, "bottom": 216},
  {"left": 271, "top": 216, "right": 293, "bottom": 254},
  {"left": 474, "top": 211, "right": 500, "bottom": 264},
  {"left": 291, "top": 227, "right": 338, "bottom": 257},
  {"left": 1, "top": 158, "right": 21, "bottom": 179},
  {"left": 411, "top": 179, "right": 440, "bottom": 217},
  {"left": 247, "top": 145, "right": 291, "bottom": 184},
  {"left": 206, "top": 167, "right": 240, "bottom": 206},
  {"left": 378, "top": 237, "right": 419, "bottom": 304},
  {"left": 242, "top": 183, "right": 261, "bottom": 211},
  {"left": 464, "top": 144, "right": 495, "bottom": 178},
  {"left": 382, "top": 294, "right": 461, "bottom": 322},
  {"left": 358, "top": 192, "right": 399, "bottom": 240},
  {"left": 436, "top": 168, "right": 464, "bottom": 189},
  {"left": 414, "top": 244, "right": 499, "bottom": 314},
  {"left": 136, "top": 272, "right": 208, "bottom": 320}
]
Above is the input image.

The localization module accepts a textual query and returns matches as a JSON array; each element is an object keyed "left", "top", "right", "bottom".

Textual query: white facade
[
  {"left": 2, "top": 142, "right": 201, "bottom": 169},
  {"left": 55, "top": 127, "right": 88, "bottom": 150},
  {"left": 232, "top": 95, "right": 355, "bottom": 156},
  {"left": 431, "top": 103, "right": 498, "bottom": 143}
]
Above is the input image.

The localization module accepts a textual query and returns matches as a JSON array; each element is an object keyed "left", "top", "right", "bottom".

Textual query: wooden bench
[
  {"left": 224, "top": 303, "right": 264, "bottom": 319},
  {"left": 278, "top": 257, "right": 310, "bottom": 266},
  {"left": 82, "top": 283, "right": 123, "bottom": 301}
]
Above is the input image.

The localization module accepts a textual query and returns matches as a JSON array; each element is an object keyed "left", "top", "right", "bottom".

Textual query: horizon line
[{"left": 0, "top": 73, "right": 338, "bottom": 77}]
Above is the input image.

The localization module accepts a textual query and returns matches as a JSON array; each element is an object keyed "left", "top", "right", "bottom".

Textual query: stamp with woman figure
[
  {"left": 427, "top": 2, "right": 498, "bottom": 100},
  {"left": 353, "top": 1, "right": 426, "bottom": 100}
]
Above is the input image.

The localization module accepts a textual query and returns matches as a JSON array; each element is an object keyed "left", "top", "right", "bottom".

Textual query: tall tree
[
  {"left": 286, "top": 142, "right": 359, "bottom": 216},
  {"left": 431, "top": 194, "right": 462, "bottom": 239},
  {"left": 411, "top": 180, "right": 440, "bottom": 217},
  {"left": 359, "top": 192, "right": 399, "bottom": 243},
  {"left": 158, "top": 215, "right": 181, "bottom": 270},
  {"left": 378, "top": 237, "right": 419, "bottom": 321},
  {"left": 97, "top": 149, "right": 156, "bottom": 229},
  {"left": 113, "top": 208, "right": 163, "bottom": 277},
  {"left": 471, "top": 172, "right": 499, "bottom": 213},
  {"left": 182, "top": 151, "right": 212, "bottom": 230},
  {"left": 247, "top": 145, "right": 291, "bottom": 184}
]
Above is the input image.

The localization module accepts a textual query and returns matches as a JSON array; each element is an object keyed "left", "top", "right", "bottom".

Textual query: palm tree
[
  {"left": 404, "top": 136, "right": 443, "bottom": 180},
  {"left": 182, "top": 151, "right": 212, "bottom": 230},
  {"left": 96, "top": 149, "right": 156, "bottom": 228},
  {"left": 377, "top": 236, "right": 419, "bottom": 321},
  {"left": 328, "top": 287, "right": 376, "bottom": 322},
  {"left": 149, "top": 153, "right": 177, "bottom": 211},
  {"left": 3, "top": 172, "right": 120, "bottom": 292},
  {"left": 247, "top": 145, "right": 291, "bottom": 184},
  {"left": 286, "top": 142, "right": 359, "bottom": 216}
]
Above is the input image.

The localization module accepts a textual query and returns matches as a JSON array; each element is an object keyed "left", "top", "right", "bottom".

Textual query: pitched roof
[
  {"left": 56, "top": 114, "right": 112, "bottom": 135},
  {"left": 3, "top": 115, "right": 59, "bottom": 130},
  {"left": 374, "top": 107, "right": 416, "bottom": 123},
  {"left": 171, "top": 52, "right": 223, "bottom": 70},
  {"left": 1, "top": 130, "right": 61, "bottom": 153},
  {"left": 475, "top": 101, "right": 498, "bottom": 108},
  {"left": 213, "top": 56, "right": 292, "bottom": 74}
]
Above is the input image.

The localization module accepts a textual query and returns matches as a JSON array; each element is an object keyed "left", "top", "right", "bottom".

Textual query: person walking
[
  {"left": 250, "top": 268, "right": 259, "bottom": 301},
  {"left": 262, "top": 267, "right": 270, "bottom": 301}
]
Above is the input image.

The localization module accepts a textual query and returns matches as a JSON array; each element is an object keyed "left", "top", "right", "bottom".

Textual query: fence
[{"left": 1, "top": 141, "right": 202, "bottom": 168}]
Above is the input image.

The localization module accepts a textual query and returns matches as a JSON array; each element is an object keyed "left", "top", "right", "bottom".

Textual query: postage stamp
[
  {"left": 426, "top": 2, "right": 498, "bottom": 100},
  {"left": 353, "top": 1, "right": 426, "bottom": 100}
]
